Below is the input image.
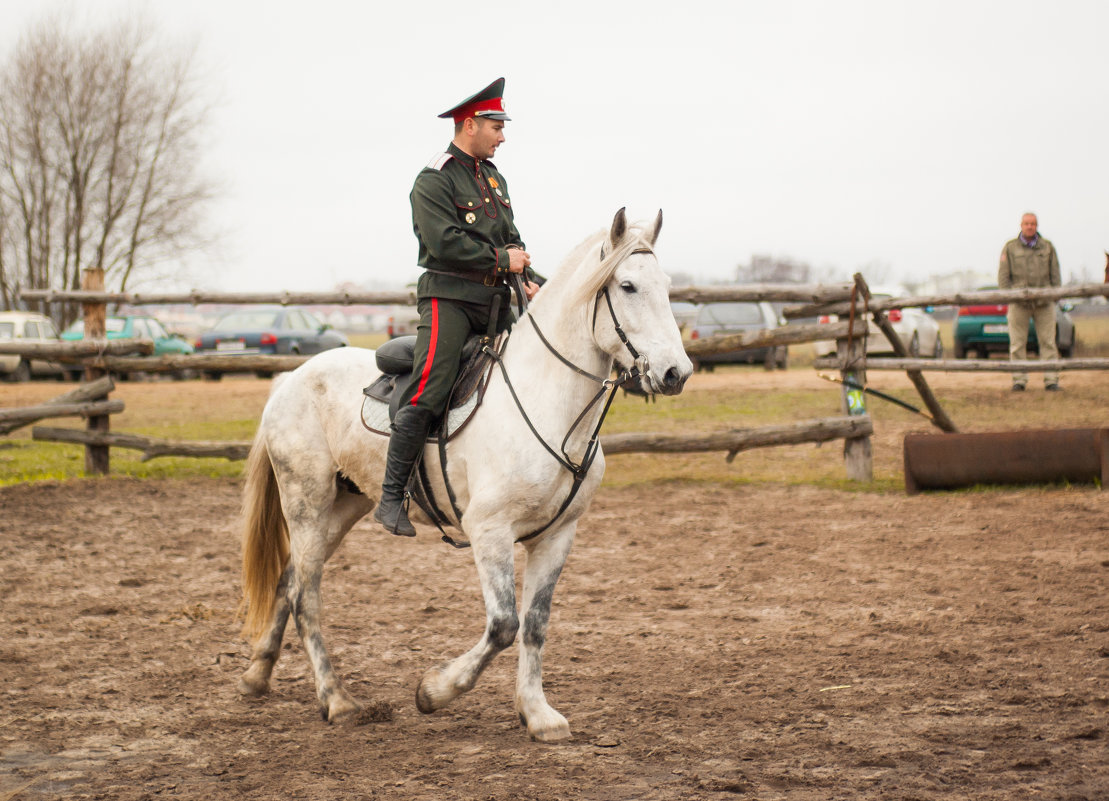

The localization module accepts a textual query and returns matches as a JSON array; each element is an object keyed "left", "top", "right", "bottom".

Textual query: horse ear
[
  {"left": 609, "top": 207, "right": 627, "bottom": 247},
  {"left": 648, "top": 209, "right": 663, "bottom": 246}
]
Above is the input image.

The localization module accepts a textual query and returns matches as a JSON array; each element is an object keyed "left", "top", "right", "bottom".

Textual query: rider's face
[
  {"left": 469, "top": 118, "right": 505, "bottom": 161},
  {"left": 1020, "top": 214, "right": 1038, "bottom": 239}
]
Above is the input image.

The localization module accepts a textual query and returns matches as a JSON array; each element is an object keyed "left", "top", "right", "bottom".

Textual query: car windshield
[
  {"left": 698, "top": 303, "right": 764, "bottom": 326},
  {"left": 147, "top": 319, "right": 170, "bottom": 339},
  {"left": 212, "top": 311, "right": 280, "bottom": 331},
  {"left": 0, "top": 322, "right": 13, "bottom": 338}
]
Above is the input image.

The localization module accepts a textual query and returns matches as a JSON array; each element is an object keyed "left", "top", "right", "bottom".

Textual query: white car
[
  {"left": 0, "top": 310, "right": 66, "bottom": 381},
  {"left": 812, "top": 289, "right": 943, "bottom": 359}
]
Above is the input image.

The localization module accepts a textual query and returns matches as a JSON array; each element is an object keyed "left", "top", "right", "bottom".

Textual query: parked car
[
  {"left": 952, "top": 288, "right": 1075, "bottom": 359},
  {"left": 686, "top": 301, "right": 788, "bottom": 370},
  {"left": 812, "top": 288, "right": 943, "bottom": 358},
  {"left": 670, "top": 301, "right": 700, "bottom": 337},
  {"left": 0, "top": 311, "right": 65, "bottom": 382},
  {"left": 62, "top": 315, "right": 195, "bottom": 380},
  {"left": 194, "top": 306, "right": 349, "bottom": 379}
]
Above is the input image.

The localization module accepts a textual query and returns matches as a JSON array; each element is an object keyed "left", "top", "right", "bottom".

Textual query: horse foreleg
[
  {"left": 240, "top": 563, "right": 294, "bottom": 696},
  {"left": 416, "top": 535, "right": 518, "bottom": 714},
  {"left": 516, "top": 525, "right": 575, "bottom": 742}
]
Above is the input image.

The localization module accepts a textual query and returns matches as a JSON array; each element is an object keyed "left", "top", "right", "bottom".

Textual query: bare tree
[{"left": 0, "top": 14, "right": 216, "bottom": 324}]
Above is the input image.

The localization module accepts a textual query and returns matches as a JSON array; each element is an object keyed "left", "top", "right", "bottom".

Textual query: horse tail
[{"left": 239, "top": 433, "right": 289, "bottom": 643}]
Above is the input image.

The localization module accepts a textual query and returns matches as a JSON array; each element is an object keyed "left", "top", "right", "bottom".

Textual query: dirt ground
[{"left": 1, "top": 471, "right": 1107, "bottom": 800}]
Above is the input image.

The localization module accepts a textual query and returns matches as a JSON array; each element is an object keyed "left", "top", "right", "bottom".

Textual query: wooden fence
[{"left": 10, "top": 271, "right": 1108, "bottom": 482}]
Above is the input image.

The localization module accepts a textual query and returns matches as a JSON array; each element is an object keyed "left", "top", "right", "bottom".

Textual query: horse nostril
[{"left": 664, "top": 366, "right": 683, "bottom": 387}]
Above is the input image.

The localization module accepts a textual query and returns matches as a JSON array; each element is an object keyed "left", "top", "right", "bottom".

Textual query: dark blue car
[{"left": 194, "top": 306, "right": 349, "bottom": 379}]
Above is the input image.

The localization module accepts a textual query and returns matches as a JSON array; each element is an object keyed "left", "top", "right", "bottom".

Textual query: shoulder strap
[{"left": 426, "top": 152, "right": 454, "bottom": 170}]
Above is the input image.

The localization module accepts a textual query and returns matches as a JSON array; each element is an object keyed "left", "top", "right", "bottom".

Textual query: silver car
[
  {"left": 687, "top": 301, "right": 788, "bottom": 370},
  {"left": 0, "top": 311, "right": 65, "bottom": 381}
]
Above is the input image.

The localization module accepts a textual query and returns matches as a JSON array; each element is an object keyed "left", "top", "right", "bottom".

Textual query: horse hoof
[
  {"left": 238, "top": 673, "right": 270, "bottom": 697},
  {"left": 528, "top": 720, "right": 572, "bottom": 743},
  {"left": 325, "top": 693, "right": 362, "bottom": 723},
  {"left": 415, "top": 665, "right": 456, "bottom": 714},
  {"left": 520, "top": 706, "right": 571, "bottom": 742},
  {"left": 415, "top": 681, "right": 438, "bottom": 714}
]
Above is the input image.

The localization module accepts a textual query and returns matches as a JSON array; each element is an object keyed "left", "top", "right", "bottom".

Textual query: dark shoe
[
  {"left": 374, "top": 405, "right": 435, "bottom": 537},
  {"left": 1011, "top": 384, "right": 1026, "bottom": 392},
  {"left": 1045, "top": 383, "right": 1063, "bottom": 392},
  {"left": 374, "top": 494, "right": 417, "bottom": 537}
]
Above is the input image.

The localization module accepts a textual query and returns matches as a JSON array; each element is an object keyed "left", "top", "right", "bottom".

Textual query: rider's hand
[
  {"left": 507, "top": 248, "right": 531, "bottom": 274},
  {"left": 523, "top": 281, "right": 540, "bottom": 300}
]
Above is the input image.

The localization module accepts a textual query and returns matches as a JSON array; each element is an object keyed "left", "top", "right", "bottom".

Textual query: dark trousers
[{"left": 400, "top": 292, "right": 510, "bottom": 416}]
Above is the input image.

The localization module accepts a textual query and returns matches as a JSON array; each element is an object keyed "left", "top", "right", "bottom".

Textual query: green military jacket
[
  {"left": 410, "top": 142, "right": 524, "bottom": 305},
  {"left": 998, "top": 235, "right": 1060, "bottom": 291}
]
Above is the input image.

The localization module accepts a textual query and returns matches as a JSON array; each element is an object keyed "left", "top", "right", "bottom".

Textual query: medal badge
[{"left": 465, "top": 212, "right": 477, "bottom": 224}]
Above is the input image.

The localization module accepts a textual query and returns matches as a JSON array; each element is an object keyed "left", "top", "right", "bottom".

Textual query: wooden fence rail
[
  {"left": 0, "top": 400, "right": 124, "bottom": 429},
  {"left": 18, "top": 284, "right": 857, "bottom": 307},
  {"left": 0, "top": 376, "right": 115, "bottom": 435},
  {"left": 31, "top": 427, "right": 250, "bottom": 462},
  {"left": 814, "top": 356, "right": 1109, "bottom": 372},
  {"left": 0, "top": 321, "right": 857, "bottom": 376},
  {"left": 783, "top": 282, "right": 1109, "bottom": 319},
  {"left": 30, "top": 417, "right": 874, "bottom": 465},
  {"left": 0, "top": 340, "right": 152, "bottom": 358},
  {"left": 601, "top": 416, "right": 873, "bottom": 462}
]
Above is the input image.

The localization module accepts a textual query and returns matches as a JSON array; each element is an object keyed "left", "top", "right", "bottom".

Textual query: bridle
[{"left": 475, "top": 244, "right": 654, "bottom": 543}]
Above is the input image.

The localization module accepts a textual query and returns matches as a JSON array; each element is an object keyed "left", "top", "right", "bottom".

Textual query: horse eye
[{"left": 620, "top": 281, "right": 637, "bottom": 294}]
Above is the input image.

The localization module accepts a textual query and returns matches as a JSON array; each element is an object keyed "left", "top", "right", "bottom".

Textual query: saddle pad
[{"left": 361, "top": 391, "right": 479, "bottom": 442}]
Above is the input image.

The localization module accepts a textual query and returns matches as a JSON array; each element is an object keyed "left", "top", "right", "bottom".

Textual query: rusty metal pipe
[{"left": 904, "top": 428, "right": 1109, "bottom": 494}]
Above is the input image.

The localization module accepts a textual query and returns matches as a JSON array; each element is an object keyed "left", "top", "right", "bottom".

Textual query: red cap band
[{"left": 452, "top": 97, "right": 505, "bottom": 123}]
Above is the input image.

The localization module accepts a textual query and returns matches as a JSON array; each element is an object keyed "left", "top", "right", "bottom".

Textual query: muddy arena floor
[{"left": 1, "top": 477, "right": 1107, "bottom": 800}]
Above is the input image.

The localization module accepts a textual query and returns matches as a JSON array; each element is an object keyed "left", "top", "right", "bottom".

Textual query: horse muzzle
[
  {"left": 651, "top": 362, "right": 692, "bottom": 396},
  {"left": 635, "top": 357, "right": 691, "bottom": 396}
]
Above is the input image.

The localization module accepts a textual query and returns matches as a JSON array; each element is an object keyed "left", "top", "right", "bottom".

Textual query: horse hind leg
[
  {"left": 286, "top": 556, "right": 360, "bottom": 722},
  {"left": 239, "top": 563, "right": 293, "bottom": 696},
  {"left": 416, "top": 532, "right": 518, "bottom": 714},
  {"left": 288, "top": 487, "right": 373, "bottom": 722},
  {"left": 515, "top": 525, "right": 575, "bottom": 742}
]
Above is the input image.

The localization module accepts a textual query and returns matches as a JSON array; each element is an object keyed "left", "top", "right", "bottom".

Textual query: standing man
[
  {"left": 375, "top": 77, "right": 539, "bottom": 536},
  {"left": 998, "top": 212, "right": 1062, "bottom": 392}
]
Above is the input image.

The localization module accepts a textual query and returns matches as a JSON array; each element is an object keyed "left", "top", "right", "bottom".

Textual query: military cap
[{"left": 437, "top": 77, "right": 511, "bottom": 123}]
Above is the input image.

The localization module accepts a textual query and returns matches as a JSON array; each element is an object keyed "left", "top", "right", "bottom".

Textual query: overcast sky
[{"left": 3, "top": 0, "right": 1107, "bottom": 293}]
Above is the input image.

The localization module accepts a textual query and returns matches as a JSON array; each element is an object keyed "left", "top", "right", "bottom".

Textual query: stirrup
[{"left": 375, "top": 494, "right": 416, "bottom": 537}]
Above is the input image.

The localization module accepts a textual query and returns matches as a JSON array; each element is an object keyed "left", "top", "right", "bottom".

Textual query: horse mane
[{"left": 542, "top": 222, "right": 659, "bottom": 308}]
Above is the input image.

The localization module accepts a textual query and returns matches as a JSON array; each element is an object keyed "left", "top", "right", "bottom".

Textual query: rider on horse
[{"left": 375, "top": 78, "right": 540, "bottom": 537}]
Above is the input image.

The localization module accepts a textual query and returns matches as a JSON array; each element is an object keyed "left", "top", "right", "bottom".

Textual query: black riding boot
[{"left": 374, "top": 405, "right": 435, "bottom": 537}]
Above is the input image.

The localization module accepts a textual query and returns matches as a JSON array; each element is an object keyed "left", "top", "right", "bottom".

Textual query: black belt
[{"left": 424, "top": 268, "right": 507, "bottom": 287}]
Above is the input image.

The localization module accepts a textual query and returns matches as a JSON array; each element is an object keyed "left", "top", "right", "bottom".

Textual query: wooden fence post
[
  {"left": 81, "top": 267, "right": 110, "bottom": 475},
  {"left": 839, "top": 283, "right": 873, "bottom": 481}
]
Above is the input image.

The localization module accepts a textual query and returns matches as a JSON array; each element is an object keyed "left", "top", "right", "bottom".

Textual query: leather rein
[{"left": 433, "top": 247, "right": 652, "bottom": 547}]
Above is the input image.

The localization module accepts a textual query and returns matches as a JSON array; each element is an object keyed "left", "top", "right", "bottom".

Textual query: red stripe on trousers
[{"left": 410, "top": 298, "right": 438, "bottom": 406}]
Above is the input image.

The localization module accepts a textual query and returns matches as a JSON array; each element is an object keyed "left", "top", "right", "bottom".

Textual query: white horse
[{"left": 238, "top": 208, "right": 692, "bottom": 741}]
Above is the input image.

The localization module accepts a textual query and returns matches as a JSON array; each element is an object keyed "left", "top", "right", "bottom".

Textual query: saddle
[
  {"left": 362, "top": 333, "right": 498, "bottom": 436},
  {"left": 360, "top": 333, "right": 501, "bottom": 547}
]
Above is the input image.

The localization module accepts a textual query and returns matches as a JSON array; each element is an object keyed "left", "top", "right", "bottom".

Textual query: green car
[
  {"left": 952, "top": 291, "right": 1076, "bottom": 359},
  {"left": 62, "top": 315, "right": 195, "bottom": 379}
]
